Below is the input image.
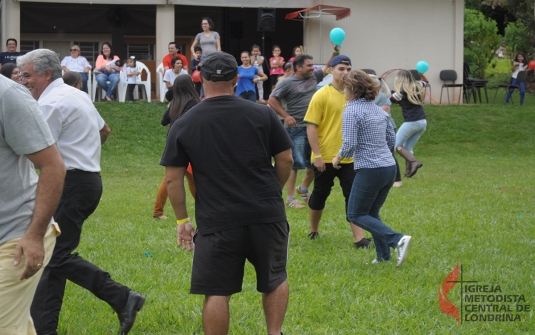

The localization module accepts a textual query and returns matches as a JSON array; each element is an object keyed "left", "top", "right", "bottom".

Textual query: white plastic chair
[
  {"left": 118, "top": 61, "right": 152, "bottom": 102},
  {"left": 92, "top": 69, "right": 123, "bottom": 102},
  {"left": 156, "top": 63, "right": 166, "bottom": 102}
]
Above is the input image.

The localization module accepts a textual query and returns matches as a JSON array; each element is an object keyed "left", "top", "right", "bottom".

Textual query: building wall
[{"left": 304, "top": 0, "right": 465, "bottom": 104}]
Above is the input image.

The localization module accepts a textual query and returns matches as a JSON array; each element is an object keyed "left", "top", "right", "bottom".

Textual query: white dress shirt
[
  {"left": 61, "top": 56, "right": 91, "bottom": 73},
  {"left": 38, "top": 78, "right": 105, "bottom": 172}
]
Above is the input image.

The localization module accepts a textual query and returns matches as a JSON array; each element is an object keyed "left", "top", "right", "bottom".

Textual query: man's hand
[
  {"left": 284, "top": 115, "right": 296, "bottom": 127},
  {"left": 313, "top": 157, "right": 326, "bottom": 172},
  {"left": 332, "top": 156, "right": 342, "bottom": 170},
  {"left": 13, "top": 233, "right": 45, "bottom": 280},
  {"left": 177, "top": 222, "right": 195, "bottom": 251}
]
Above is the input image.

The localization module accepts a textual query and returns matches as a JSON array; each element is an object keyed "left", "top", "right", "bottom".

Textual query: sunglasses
[{"left": 70, "top": 49, "right": 79, "bottom": 52}]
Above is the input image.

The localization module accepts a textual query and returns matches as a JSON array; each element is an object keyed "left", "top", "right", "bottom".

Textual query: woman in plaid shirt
[{"left": 332, "top": 70, "right": 412, "bottom": 266}]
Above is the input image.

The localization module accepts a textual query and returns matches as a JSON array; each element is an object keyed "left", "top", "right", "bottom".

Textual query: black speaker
[{"left": 257, "top": 8, "right": 276, "bottom": 32}]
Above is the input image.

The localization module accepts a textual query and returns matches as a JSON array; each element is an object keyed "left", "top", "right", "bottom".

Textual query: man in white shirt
[
  {"left": 18, "top": 49, "right": 145, "bottom": 335},
  {"left": 60, "top": 45, "right": 91, "bottom": 93},
  {"left": 0, "top": 75, "right": 65, "bottom": 335}
]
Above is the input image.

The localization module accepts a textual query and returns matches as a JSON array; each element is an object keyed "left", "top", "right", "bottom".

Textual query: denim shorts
[{"left": 286, "top": 126, "right": 312, "bottom": 170}]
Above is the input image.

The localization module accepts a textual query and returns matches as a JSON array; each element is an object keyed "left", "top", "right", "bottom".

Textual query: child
[
  {"left": 505, "top": 52, "right": 527, "bottom": 105},
  {"left": 191, "top": 46, "right": 202, "bottom": 96},
  {"left": 289, "top": 46, "right": 302, "bottom": 62},
  {"left": 124, "top": 56, "right": 140, "bottom": 101},
  {"left": 251, "top": 45, "right": 265, "bottom": 102},
  {"left": 269, "top": 45, "right": 284, "bottom": 91},
  {"left": 62, "top": 71, "right": 83, "bottom": 90},
  {"left": 97, "top": 59, "right": 123, "bottom": 75},
  {"left": 389, "top": 70, "right": 428, "bottom": 178},
  {"left": 251, "top": 44, "right": 265, "bottom": 103}
]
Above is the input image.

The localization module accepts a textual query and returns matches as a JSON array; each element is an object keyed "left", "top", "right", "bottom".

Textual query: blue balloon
[
  {"left": 416, "top": 61, "right": 429, "bottom": 74},
  {"left": 330, "top": 28, "right": 346, "bottom": 46}
]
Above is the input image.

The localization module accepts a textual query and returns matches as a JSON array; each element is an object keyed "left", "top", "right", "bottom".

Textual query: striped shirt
[{"left": 338, "top": 99, "right": 395, "bottom": 169}]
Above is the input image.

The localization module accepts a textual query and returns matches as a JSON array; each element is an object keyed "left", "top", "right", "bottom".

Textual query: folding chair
[
  {"left": 361, "top": 69, "right": 376, "bottom": 75},
  {"left": 492, "top": 71, "right": 527, "bottom": 104},
  {"left": 439, "top": 70, "right": 463, "bottom": 104}
]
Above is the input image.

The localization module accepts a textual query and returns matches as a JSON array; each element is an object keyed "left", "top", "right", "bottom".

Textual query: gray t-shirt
[
  {"left": 270, "top": 69, "right": 324, "bottom": 127},
  {"left": 195, "top": 31, "right": 220, "bottom": 57},
  {"left": 0, "top": 76, "right": 55, "bottom": 244}
]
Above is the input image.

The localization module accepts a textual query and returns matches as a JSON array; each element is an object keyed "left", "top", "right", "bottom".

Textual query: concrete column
[
  {"left": 156, "top": 5, "right": 175, "bottom": 65},
  {"left": 1, "top": 0, "right": 21, "bottom": 51},
  {"left": 155, "top": 4, "right": 174, "bottom": 100}
]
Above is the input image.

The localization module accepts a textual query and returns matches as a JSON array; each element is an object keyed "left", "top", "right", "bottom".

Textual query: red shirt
[{"left": 162, "top": 53, "right": 188, "bottom": 71}]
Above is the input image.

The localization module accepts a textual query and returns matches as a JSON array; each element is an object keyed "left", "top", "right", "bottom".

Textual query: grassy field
[{"left": 55, "top": 96, "right": 534, "bottom": 334}]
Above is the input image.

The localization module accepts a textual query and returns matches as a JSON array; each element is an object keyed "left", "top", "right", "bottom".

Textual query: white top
[
  {"left": 163, "top": 68, "right": 188, "bottom": 93},
  {"left": 125, "top": 66, "right": 138, "bottom": 84},
  {"left": 61, "top": 55, "right": 91, "bottom": 72},
  {"left": 512, "top": 63, "right": 527, "bottom": 79},
  {"left": 38, "top": 78, "right": 105, "bottom": 172}
]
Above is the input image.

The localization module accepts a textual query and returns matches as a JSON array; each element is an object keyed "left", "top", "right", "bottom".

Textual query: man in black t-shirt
[
  {"left": 0, "top": 38, "right": 24, "bottom": 68},
  {"left": 161, "top": 51, "right": 293, "bottom": 335}
]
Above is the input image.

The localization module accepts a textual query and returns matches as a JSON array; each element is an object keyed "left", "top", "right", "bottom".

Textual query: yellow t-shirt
[{"left": 303, "top": 84, "right": 353, "bottom": 164}]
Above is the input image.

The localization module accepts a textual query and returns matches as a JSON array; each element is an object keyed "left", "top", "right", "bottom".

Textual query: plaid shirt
[{"left": 338, "top": 99, "right": 396, "bottom": 169}]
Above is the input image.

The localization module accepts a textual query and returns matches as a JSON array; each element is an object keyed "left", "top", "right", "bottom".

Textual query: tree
[
  {"left": 504, "top": 20, "right": 532, "bottom": 58},
  {"left": 464, "top": 9, "right": 501, "bottom": 78}
]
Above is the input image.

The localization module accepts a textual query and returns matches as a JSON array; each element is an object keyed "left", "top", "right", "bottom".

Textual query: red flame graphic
[{"left": 438, "top": 263, "right": 460, "bottom": 325}]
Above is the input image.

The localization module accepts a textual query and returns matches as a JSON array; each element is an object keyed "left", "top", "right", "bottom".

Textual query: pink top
[
  {"left": 95, "top": 55, "right": 120, "bottom": 70},
  {"left": 270, "top": 57, "right": 284, "bottom": 75}
]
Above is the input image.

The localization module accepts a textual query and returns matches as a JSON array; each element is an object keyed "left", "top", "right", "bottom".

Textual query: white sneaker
[
  {"left": 371, "top": 259, "right": 380, "bottom": 264},
  {"left": 396, "top": 235, "right": 412, "bottom": 266}
]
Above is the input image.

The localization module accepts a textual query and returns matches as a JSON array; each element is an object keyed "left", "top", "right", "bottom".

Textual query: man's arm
[
  {"left": 321, "top": 46, "right": 341, "bottom": 76},
  {"left": 166, "top": 166, "right": 194, "bottom": 251},
  {"left": 267, "top": 96, "right": 296, "bottom": 127},
  {"left": 14, "top": 144, "right": 66, "bottom": 280},
  {"left": 273, "top": 148, "right": 293, "bottom": 189},
  {"left": 100, "top": 123, "right": 111, "bottom": 145},
  {"left": 61, "top": 66, "right": 69, "bottom": 72},
  {"left": 306, "top": 123, "right": 326, "bottom": 172}
]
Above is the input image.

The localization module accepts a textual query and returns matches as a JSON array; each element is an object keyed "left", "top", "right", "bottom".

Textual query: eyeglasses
[{"left": 70, "top": 49, "right": 79, "bottom": 52}]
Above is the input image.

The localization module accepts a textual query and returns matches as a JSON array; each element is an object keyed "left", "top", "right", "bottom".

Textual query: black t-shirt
[
  {"left": 0, "top": 52, "right": 24, "bottom": 65},
  {"left": 160, "top": 96, "right": 293, "bottom": 234}
]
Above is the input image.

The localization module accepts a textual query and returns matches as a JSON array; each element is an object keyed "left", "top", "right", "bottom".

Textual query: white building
[{"left": 1, "top": 0, "right": 465, "bottom": 103}]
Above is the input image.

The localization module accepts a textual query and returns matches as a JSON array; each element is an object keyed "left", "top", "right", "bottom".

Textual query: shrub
[{"left": 464, "top": 9, "right": 501, "bottom": 78}]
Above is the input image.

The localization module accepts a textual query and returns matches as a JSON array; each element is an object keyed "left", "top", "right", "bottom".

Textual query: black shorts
[
  {"left": 190, "top": 220, "right": 289, "bottom": 296},
  {"left": 308, "top": 163, "right": 355, "bottom": 217}
]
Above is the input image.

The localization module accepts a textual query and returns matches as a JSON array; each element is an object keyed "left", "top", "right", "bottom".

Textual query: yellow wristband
[
  {"left": 313, "top": 154, "right": 322, "bottom": 159},
  {"left": 176, "top": 217, "right": 190, "bottom": 225}
]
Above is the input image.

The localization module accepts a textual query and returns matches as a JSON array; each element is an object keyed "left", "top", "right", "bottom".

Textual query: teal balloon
[
  {"left": 416, "top": 61, "right": 429, "bottom": 74},
  {"left": 330, "top": 28, "right": 346, "bottom": 46}
]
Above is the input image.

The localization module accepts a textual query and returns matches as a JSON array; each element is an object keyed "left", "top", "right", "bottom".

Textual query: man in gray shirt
[
  {"left": 268, "top": 50, "right": 338, "bottom": 210},
  {"left": 0, "top": 75, "right": 65, "bottom": 334}
]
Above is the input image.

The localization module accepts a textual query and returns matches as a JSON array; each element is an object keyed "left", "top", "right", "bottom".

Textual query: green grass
[{"left": 56, "top": 98, "right": 534, "bottom": 334}]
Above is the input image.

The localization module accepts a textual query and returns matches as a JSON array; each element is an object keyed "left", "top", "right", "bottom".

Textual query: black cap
[{"left": 200, "top": 51, "right": 238, "bottom": 82}]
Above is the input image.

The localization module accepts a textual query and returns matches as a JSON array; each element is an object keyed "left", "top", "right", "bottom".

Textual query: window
[
  {"left": 20, "top": 41, "right": 39, "bottom": 53},
  {"left": 127, "top": 44, "right": 155, "bottom": 60},
  {"left": 74, "top": 42, "right": 99, "bottom": 64}
]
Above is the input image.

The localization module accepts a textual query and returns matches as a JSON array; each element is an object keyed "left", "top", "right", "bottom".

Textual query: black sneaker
[
  {"left": 308, "top": 232, "right": 320, "bottom": 240},
  {"left": 354, "top": 238, "right": 371, "bottom": 249}
]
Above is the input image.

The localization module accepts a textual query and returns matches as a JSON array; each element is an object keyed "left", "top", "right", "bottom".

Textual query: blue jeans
[
  {"left": 79, "top": 72, "right": 88, "bottom": 93},
  {"left": 505, "top": 78, "right": 526, "bottom": 104},
  {"left": 395, "top": 119, "right": 427, "bottom": 152},
  {"left": 347, "top": 166, "right": 403, "bottom": 261},
  {"left": 96, "top": 73, "right": 120, "bottom": 98},
  {"left": 239, "top": 90, "right": 256, "bottom": 102},
  {"left": 286, "top": 126, "right": 311, "bottom": 170}
]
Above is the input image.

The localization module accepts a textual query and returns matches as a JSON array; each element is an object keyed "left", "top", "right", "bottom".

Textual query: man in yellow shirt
[{"left": 304, "top": 55, "right": 370, "bottom": 248}]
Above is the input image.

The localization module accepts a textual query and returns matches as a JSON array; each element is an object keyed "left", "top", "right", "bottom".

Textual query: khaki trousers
[{"left": 0, "top": 223, "right": 59, "bottom": 335}]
